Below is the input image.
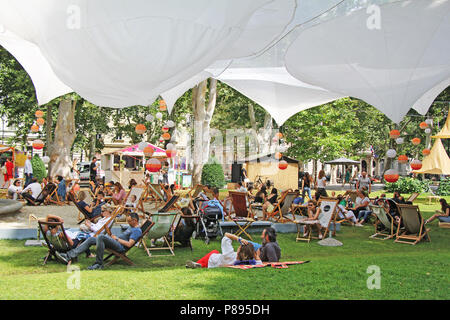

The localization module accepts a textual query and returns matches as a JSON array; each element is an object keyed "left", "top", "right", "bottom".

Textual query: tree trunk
[
  {"left": 49, "top": 99, "right": 76, "bottom": 178},
  {"left": 192, "top": 79, "right": 217, "bottom": 185},
  {"left": 45, "top": 104, "right": 54, "bottom": 173}
]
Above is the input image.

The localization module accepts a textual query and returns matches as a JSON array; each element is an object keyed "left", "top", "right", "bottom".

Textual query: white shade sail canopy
[{"left": 0, "top": 0, "right": 448, "bottom": 124}]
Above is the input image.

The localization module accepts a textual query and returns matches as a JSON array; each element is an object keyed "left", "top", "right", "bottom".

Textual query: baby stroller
[{"left": 193, "top": 198, "right": 223, "bottom": 244}]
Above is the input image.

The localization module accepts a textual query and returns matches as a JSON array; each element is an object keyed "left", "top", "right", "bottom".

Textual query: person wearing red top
[{"left": 2, "top": 158, "right": 14, "bottom": 188}]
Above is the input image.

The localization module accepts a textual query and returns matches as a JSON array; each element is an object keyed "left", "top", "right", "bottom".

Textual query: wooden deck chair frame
[
  {"left": 406, "top": 192, "right": 420, "bottom": 203},
  {"left": 92, "top": 205, "right": 124, "bottom": 237},
  {"left": 277, "top": 191, "right": 299, "bottom": 223},
  {"left": 266, "top": 189, "right": 293, "bottom": 222},
  {"left": 369, "top": 204, "right": 396, "bottom": 240},
  {"left": 144, "top": 183, "right": 163, "bottom": 203},
  {"left": 295, "top": 198, "right": 338, "bottom": 242},
  {"left": 395, "top": 204, "right": 431, "bottom": 245},
  {"left": 103, "top": 219, "right": 155, "bottom": 266},
  {"left": 47, "top": 182, "right": 65, "bottom": 206},
  {"left": 24, "top": 184, "right": 50, "bottom": 206},
  {"left": 68, "top": 192, "right": 97, "bottom": 224},
  {"left": 140, "top": 212, "right": 178, "bottom": 257},
  {"left": 229, "top": 191, "right": 254, "bottom": 240},
  {"left": 38, "top": 220, "right": 73, "bottom": 265}
]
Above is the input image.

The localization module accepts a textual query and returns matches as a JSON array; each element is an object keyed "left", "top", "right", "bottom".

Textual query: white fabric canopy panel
[{"left": 285, "top": 0, "right": 450, "bottom": 123}]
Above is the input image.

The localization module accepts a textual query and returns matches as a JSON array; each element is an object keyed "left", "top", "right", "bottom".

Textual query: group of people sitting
[{"left": 10, "top": 175, "right": 71, "bottom": 205}]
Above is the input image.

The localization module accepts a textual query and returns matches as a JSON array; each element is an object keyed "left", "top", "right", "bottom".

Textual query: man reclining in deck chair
[
  {"left": 77, "top": 191, "right": 107, "bottom": 221},
  {"left": 56, "top": 212, "right": 142, "bottom": 270},
  {"left": 21, "top": 178, "right": 44, "bottom": 205}
]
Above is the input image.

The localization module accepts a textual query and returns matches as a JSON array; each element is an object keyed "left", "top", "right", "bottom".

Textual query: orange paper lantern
[
  {"left": 389, "top": 130, "right": 400, "bottom": 139},
  {"left": 422, "top": 148, "right": 431, "bottom": 156},
  {"left": 275, "top": 132, "right": 283, "bottom": 139},
  {"left": 419, "top": 122, "right": 428, "bottom": 129},
  {"left": 397, "top": 155, "right": 408, "bottom": 164},
  {"left": 36, "top": 117, "right": 45, "bottom": 126},
  {"left": 35, "top": 110, "right": 44, "bottom": 118},
  {"left": 159, "top": 100, "right": 167, "bottom": 111},
  {"left": 31, "top": 124, "right": 39, "bottom": 133},
  {"left": 384, "top": 169, "right": 399, "bottom": 183},
  {"left": 32, "top": 139, "right": 44, "bottom": 150},
  {"left": 410, "top": 159, "right": 422, "bottom": 170},
  {"left": 162, "top": 132, "right": 171, "bottom": 140},
  {"left": 143, "top": 146, "right": 154, "bottom": 157},
  {"left": 278, "top": 160, "right": 288, "bottom": 170},
  {"left": 135, "top": 124, "right": 146, "bottom": 134},
  {"left": 411, "top": 137, "right": 421, "bottom": 145},
  {"left": 275, "top": 152, "right": 282, "bottom": 160},
  {"left": 145, "top": 158, "right": 161, "bottom": 172}
]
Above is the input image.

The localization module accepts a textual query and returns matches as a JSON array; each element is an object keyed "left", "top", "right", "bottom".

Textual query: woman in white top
[
  {"left": 336, "top": 195, "right": 358, "bottom": 225},
  {"left": 314, "top": 170, "right": 328, "bottom": 201},
  {"left": 7, "top": 179, "right": 22, "bottom": 200},
  {"left": 354, "top": 190, "right": 372, "bottom": 225}
]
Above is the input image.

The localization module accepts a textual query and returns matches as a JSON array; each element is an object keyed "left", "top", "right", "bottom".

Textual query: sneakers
[
  {"left": 87, "top": 263, "right": 104, "bottom": 270},
  {"left": 185, "top": 260, "right": 202, "bottom": 269},
  {"left": 55, "top": 251, "right": 70, "bottom": 265}
]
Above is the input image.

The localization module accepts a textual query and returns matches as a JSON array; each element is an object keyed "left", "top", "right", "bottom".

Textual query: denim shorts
[{"left": 438, "top": 216, "right": 450, "bottom": 222}]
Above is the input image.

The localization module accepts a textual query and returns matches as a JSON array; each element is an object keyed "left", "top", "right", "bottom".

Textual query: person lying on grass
[
  {"left": 55, "top": 212, "right": 142, "bottom": 270},
  {"left": 185, "top": 232, "right": 262, "bottom": 269},
  {"left": 425, "top": 198, "right": 450, "bottom": 225}
]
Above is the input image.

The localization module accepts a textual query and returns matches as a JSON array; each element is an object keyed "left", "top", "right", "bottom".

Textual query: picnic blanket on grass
[{"left": 228, "top": 261, "right": 310, "bottom": 270}]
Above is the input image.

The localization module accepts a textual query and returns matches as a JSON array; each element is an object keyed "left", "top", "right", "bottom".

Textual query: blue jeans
[
  {"left": 357, "top": 210, "right": 372, "bottom": 223},
  {"left": 302, "top": 187, "right": 312, "bottom": 200},
  {"left": 24, "top": 173, "right": 33, "bottom": 187},
  {"left": 67, "top": 234, "right": 125, "bottom": 266},
  {"left": 438, "top": 216, "right": 450, "bottom": 222}
]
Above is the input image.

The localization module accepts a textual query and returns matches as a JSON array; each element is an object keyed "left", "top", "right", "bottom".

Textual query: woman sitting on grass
[
  {"left": 185, "top": 232, "right": 262, "bottom": 268},
  {"left": 425, "top": 198, "right": 450, "bottom": 225}
]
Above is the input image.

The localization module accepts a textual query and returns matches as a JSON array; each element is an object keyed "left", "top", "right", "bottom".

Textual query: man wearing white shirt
[
  {"left": 21, "top": 178, "right": 42, "bottom": 205},
  {"left": 24, "top": 154, "right": 33, "bottom": 187}
]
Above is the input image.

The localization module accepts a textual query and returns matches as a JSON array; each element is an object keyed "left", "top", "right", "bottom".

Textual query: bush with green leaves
[
  {"left": 201, "top": 157, "right": 225, "bottom": 189},
  {"left": 385, "top": 177, "right": 430, "bottom": 194},
  {"left": 436, "top": 178, "right": 450, "bottom": 196},
  {"left": 31, "top": 154, "right": 46, "bottom": 183}
]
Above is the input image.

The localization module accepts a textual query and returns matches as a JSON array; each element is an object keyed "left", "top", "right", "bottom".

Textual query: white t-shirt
[
  {"left": 8, "top": 185, "right": 22, "bottom": 199},
  {"left": 22, "top": 182, "right": 42, "bottom": 199},
  {"left": 317, "top": 177, "right": 326, "bottom": 188},
  {"left": 356, "top": 197, "right": 370, "bottom": 209},
  {"left": 89, "top": 216, "right": 111, "bottom": 235},
  {"left": 358, "top": 176, "right": 371, "bottom": 189},
  {"left": 24, "top": 159, "right": 33, "bottom": 174},
  {"left": 207, "top": 237, "right": 237, "bottom": 268}
]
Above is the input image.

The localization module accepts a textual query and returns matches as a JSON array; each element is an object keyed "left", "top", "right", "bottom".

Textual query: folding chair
[
  {"left": 275, "top": 191, "right": 298, "bottom": 222},
  {"left": 38, "top": 220, "right": 73, "bottom": 265},
  {"left": 369, "top": 204, "right": 396, "bottom": 240},
  {"left": 23, "top": 185, "right": 50, "bottom": 206},
  {"left": 91, "top": 205, "right": 124, "bottom": 237},
  {"left": 67, "top": 192, "right": 97, "bottom": 224},
  {"left": 47, "top": 182, "right": 66, "bottom": 206},
  {"left": 140, "top": 212, "right": 178, "bottom": 257},
  {"left": 125, "top": 185, "right": 146, "bottom": 215},
  {"left": 406, "top": 192, "right": 420, "bottom": 203},
  {"left": 229, "top": 191, "right": 255, "bottom": 240},
  {"left": 265, "top": 190, "right": 293, "bottom": 222},
  {"left": 395, "top": 204, "right": 431, "bottom": 245},
  {"left": 295, "top": 198, "right": 338, "bottom": 243},
  {"left": 103, "top": 219, "right": 155, "bottom": 266}
]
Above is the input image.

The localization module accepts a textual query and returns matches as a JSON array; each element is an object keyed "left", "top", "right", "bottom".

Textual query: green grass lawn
[{"left": 0, "top": 192, "right": 449, "bottom": 300}]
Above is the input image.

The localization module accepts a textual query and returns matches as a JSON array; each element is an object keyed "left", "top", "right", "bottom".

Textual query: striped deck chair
[
  {"left": 140, "top": 212, "right": 178, "bottom": 257},
  {"left": 229, "top": 191, "right": 254, "bottom": 240},
  {"left": 406, "top": 192, "right": 420, "bottom": 203},
  {"left": 38, "top": 220, "right": 73, "bottom": 265},
  {"left": 103, "top": 219, "right": 155, "bottom": 266},
  {"left": 125, "top": 185, "right": 146, "bottom": 215},
  {"left": 266, "top": 190, "right": 295, "bottom": 222},
  {"left": 277, "top": 191, "right": 298, "bottom": 222},
  {"left": 295, "top": 198, "right": 338, "bottom": 242},
  {"left": 395, "top": 204, "right": 431, "bottom": 245},
  {"left": 369, "top": 204, "right": 396, "bottom": 240}
]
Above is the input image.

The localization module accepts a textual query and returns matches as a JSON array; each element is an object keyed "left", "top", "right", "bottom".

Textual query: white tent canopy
[{"left": 0, "top": 0, "right": 448, "bottom": 124}]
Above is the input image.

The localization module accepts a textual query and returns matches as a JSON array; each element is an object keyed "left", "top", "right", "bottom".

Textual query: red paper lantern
[
  {"left": 411, "top": 137, "right": 421, "bottom": 145},
  {"left": 31, "top": 124, "right": 39, "bottom": 133},
  {"left": 397, "top": 155, "right": 408, "bottom": 164},
  {"left": 166, "top": 149, "right": 177, "bottom": 158},
  {"left": 384, "top": 169, "right": 399, "bottom": 183},
  {"left": 419, "top": 122, "right": 428, "bottom": 129},
  {"left": 389, "top": 130, "right": 400, "bottom": 139},
  {"left": 410, "top": 159, "right": 422, "bottom": 170},
  {"left": 32, "top": 139, "right": 44, "bottom": 150},
  {"left": 35, "top": 110, "right": 44, "bottom": 118},
  {"left": 145, "top": 158, "right": 161, "bottom": 172},
  {"left": 36, "top": 117, "right": 45, "bottom": 126},
  {"left": 422, "top": 148, "right": 431, "bottom": 156},
  {"left": 135, "top": 124, "right": 146, "bottom": 134},
  {"left": 143, "top": 146, "right": 154, "bottom": 157},
  {"left": 278, "top": 160, "right": 288, "bottom": 170},
  {"left": 162, "top": 132, "right": 171, "bottom": 140}
]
